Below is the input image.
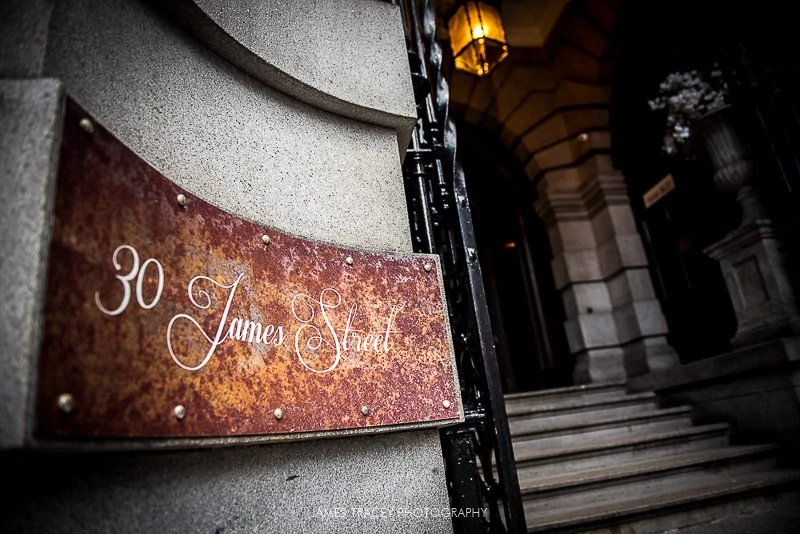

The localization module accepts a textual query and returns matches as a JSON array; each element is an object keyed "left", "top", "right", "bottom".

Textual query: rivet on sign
[
  {"left": 262, "top": 234, "right": 271, "bottom": 245},
  {"left": 176, "top": 194, "right": 187, "bottom": 207},
  {"left": 174, "top": 404, "right": 186, "bottom": 420},
  {"left": 361, "top": 406, "right": 370, "bottom": 416},
  {"left": 79, "top": 118, "right": 94, "bottom": 134},
  {"left": 346, "top": 256, "right": 354, "bottom": 266},
  {"left": 57, "top": 393, "right": 74, "bottom": 414},
  {"left": 443, "top": 400, "right": 452, "bottom": 409},
  {"left": 424, "top": 263, "right": 432, "bottom": 272},
  {"left": 274, "top": 408, "right": 283, "bottom": 420},
  {"left": 577, "top": 132, "right": 589, "bottom": 143}
]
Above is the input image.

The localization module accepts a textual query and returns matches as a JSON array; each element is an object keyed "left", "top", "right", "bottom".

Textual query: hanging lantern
[{"left": 448, "top": 1, "right": 510, "bottom": 76}]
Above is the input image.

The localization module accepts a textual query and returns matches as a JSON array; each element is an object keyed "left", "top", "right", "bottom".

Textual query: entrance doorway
[{"left": 458, "top": 126, "right": 572, "bottom": 393}]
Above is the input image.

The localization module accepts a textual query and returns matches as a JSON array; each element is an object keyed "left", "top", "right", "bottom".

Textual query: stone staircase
[{"left": 505, "top": 382, "right": 800, "bottom": 533}]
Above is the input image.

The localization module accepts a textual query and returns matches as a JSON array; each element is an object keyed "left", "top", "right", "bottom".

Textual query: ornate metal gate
[{"left": 392, "top": 1, "right": 526, "bottom": 532}]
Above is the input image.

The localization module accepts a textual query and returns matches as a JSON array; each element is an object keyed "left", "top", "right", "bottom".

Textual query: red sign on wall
[{"left": 34, "top": 99, "right": 462, "bottom": 441}]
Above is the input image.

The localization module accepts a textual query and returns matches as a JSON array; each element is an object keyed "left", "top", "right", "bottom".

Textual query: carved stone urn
[
  {"left": 693, "top": 105, "right": 767, "bottom": 224},
  {"left": 699, "top": 105, "right": 800, "bottom": 347}
]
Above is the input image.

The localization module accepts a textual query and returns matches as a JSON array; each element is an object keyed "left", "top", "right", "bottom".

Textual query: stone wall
[{"left": 0, "top": 0, "right": 454, "bottom": 532}]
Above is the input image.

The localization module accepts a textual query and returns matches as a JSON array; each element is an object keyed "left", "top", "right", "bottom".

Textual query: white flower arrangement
[{"left": 648, "top": 67, "right": 729, "bottom": 154}]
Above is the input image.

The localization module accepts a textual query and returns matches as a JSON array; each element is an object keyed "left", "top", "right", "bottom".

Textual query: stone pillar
[{"left": 536, "top": 165, "right": 679, "bottom": 383}]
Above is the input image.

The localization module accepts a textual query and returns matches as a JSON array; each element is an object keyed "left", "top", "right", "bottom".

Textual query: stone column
[{"left": 536, "top": 164, "right": 679, "bottom": 383}]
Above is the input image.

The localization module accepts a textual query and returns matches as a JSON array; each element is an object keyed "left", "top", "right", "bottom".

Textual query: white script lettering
[
  {"left": 291, "top": 288, "right": 342, "bottom": 373},
  {"left": 97, "top": 244, "right": 403, "bottom": 373},
  {"left": 95, "top": 244, "right": 164, "bottom": 315},
  {"left": 292, "top": 290, "right": 399, "bottom": 373},
  {"left": 166, "top": 273, "right": 286, "bottom": 371}
]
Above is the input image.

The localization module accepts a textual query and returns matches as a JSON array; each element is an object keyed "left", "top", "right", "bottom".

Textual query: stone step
[
  {"left": 521, "top": 445, "right": 777, "bottom": 515},
  {"left": 504, "top": 382, "right": 626, "bottom": 406},
  {"left": 514, "top": 424, "right": 730, "bottom": 478},
  {"left": 511, "top": 403, "right": 691, "bottom": 437},
  {"left": 510, "top": 400, "right": 670, "bottom": 434},
  {"left": 512, "top": 407, "right": 693, "bottom": 450},
  {"left": 506, "top": 391, "right": 657, "bottom": 418},
  {"left": 525, "top": 470, "right": 800, "bottom": 533}
]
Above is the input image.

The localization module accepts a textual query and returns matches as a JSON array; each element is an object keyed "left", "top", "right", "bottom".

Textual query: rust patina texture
[{"left": 34, "top": 100, "right": 461, "bottom": 440}]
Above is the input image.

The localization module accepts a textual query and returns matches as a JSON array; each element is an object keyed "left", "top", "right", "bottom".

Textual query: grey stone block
[
  {"left": 0, "top": 78, "right": 63, "bottom": 449},
  {"left": 628, "top": 337, "right": 800, "bottom": 392},
  {"left": 706, "top": 221, "right": 800, "bottom": 346},
  {"left": 607, "top": 268, "right": 656, "bottom": 308},
  {"left": 623, "top": 336, "right": 679, "bottom": 377},
  {"left": 589, "top": 205, "right": 617, "bottom": 244},
  {"left": 561, "top": 281, "right": 611, "bottom": 318},
  {"left": 578, "top": 312, "right": 620, "bottom": 349},
  {"left": 605, "top": 203, "right": 639, "bottom": 236},
  {"left": 586, "top": 203, "right": 639, "bottom": 248},
  {"left": 613, "top": 300, "right": 668, "bottom": 344},
  {"left": 551, "top": 219, "right": 596, "bottom": 254},
  {"left": 628, "top": 337, "right": 800, "bottom": 449},
  {"left": 1, "top": 430, "right": 454, "bottom": 533},
  {"left": 0, "top": 0, "right": 53, "bottom": 77},
  {"left": 564, "top": 312, "right": 619, "bottom": 354},
  {"left": 596, "top": 233, "right": 648, "bottom": 279},
  {"left": 44, "top": 0, "right": 413, "bottom": 253},
  {"left": 561, "top": 249, "right": 603, "bottom": 284},
  {"left": 573, "top": 347, "right": 626, "bottom": 384},
  {"left": 662, "top": 371, "right": 800, "bottom": 451},
  {"left": 164, "top": 0, "right": 417, "bottom": 155}
]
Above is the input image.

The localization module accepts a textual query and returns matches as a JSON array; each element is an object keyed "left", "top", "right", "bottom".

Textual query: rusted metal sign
[
  {"left": 643, "top": 174, "right": 676, "bottom": 209},
  {"left": 34, "top": 99, "right": 462, "bottom": 441}
]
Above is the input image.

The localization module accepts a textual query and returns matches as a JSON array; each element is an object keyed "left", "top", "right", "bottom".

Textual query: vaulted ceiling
[{"left": 438, "top": 0, "right": 623, "bottom": 186}]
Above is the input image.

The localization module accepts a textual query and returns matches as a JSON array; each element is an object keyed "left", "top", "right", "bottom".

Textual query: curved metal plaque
[{"left": 34, "top": 99, "right": 462, "bottom": 441}]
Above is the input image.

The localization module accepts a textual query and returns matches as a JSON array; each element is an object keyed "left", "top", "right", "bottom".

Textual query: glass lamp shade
[{"left": 448, "top": 2, "right": 510, "bottom": 76}]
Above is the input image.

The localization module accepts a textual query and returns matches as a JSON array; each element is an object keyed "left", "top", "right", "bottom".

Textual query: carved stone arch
[{"left": 445, "top": 0, "right": 680, "bottom": 384}]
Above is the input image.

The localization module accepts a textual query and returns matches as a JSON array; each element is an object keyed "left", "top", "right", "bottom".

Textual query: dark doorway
[{"left": 458, "top": 126, "right": 572, "bottom": 393}]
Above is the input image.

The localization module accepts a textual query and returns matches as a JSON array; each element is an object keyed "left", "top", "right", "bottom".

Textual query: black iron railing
[{"left": 393, "top": 1, "right": 526, "bottom": 532}]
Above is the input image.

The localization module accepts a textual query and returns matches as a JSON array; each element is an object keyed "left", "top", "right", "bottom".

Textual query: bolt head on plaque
[
  {"left": 345, "top": 256, "right": 354, "bottom": 266},
  {"left": 173, "top": 404, "right": 186, "bottom": 420},
  {"left": 261, "top": 234, "right": 271, "bottom": 245},
  {"left": 424, "top": 263, "right": 432, "bottom": 272},
  {"left": 57, "top": 393, "right": 75, "bottom": 414},
  {"left": 176, "top": 194, "right": 187, "bottom": 207},
  {"left": 442, "top": 400, "right": 451, "bottom": 409},
  {"left": 273, "top": 408, "right": 283, "bottom": 420},
  {"left": 79, "top": 118, "right": 94, "bottom": 134},
  {"left": 577, "top": 132, "right": 589, "bottom": 143},
  {"left": 360, "top": 406, "right": 370, "bottom": 416}
]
